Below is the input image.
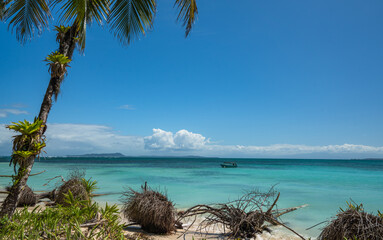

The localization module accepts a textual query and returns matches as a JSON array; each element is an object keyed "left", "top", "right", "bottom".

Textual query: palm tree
[{"left": 0, "top": 0, "right": 198, "bottom": 218}]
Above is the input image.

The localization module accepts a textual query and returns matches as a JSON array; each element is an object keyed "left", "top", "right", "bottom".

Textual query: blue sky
[{"left": 1, "top": 0, "right": 383, "bottom": 158}]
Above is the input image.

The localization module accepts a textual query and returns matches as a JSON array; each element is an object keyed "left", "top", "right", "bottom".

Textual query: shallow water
[{"left": 1, "top": 157, "right": 382, "bottom": 238}]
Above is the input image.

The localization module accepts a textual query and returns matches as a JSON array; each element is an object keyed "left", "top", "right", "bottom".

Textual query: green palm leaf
[
  {"left": 6, "top": 0, "right": 50, "bottom": 42},
  {"left": 108, "top": 0, "right": 155, "bottom": 45},
  {"left": 51, "top": 0, "right": 109, "bottom": 51},
  {"left": 174, "top": 0, "right": 197, "bottom": 37}
]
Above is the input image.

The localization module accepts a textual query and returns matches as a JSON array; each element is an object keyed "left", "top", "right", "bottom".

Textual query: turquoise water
[{"left": 1, "top": 157, "right": 383, "bottom": 238}]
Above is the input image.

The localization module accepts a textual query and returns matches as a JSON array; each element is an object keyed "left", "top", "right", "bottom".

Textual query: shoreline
[{"left": 0, "top": 194, "right": 313, "bottom": 240}]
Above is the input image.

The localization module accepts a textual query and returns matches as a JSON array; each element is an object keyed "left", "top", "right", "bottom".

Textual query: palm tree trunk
[{"left": 0, "top": 24, "right": 77, "bottom": 219}]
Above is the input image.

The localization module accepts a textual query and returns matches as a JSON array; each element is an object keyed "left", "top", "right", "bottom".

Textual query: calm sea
[{"left": 1, "top": 157, "right": 382, "bottom": 238}]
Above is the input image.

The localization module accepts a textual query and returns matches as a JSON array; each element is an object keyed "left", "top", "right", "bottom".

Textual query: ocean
[{"left": 1, "top": 157, "right": 382, "bottom": 238}]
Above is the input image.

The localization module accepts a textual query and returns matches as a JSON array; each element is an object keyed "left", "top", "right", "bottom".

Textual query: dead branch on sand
[{"left": 178, "top": 188, "right": 306, "bottom": 240}]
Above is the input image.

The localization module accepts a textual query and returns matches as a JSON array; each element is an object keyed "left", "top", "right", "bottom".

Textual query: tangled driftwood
[
  {"left": 319, "top": 207, "right": 383, "bottom": 240},
  {"left": 178, "top": 188, "right": 305, "bottom": 239},
  {"left": 122, "top": 183, "right": 176, "bottom": 234}
]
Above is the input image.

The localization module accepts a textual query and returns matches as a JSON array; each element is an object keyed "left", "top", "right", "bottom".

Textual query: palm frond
[
  {"left": 174, "top": 0, "right": 197, "bottom": 37},
  {"left": 0, "top": 0, "right": 12, "bottom": 20},
  {"left": 51, "top": 0, "right": 109, "bottom": 51},
  {"left": 6, "top": 0, "right": 50, "bottom": 43},
  {"left": 108, "top": 0, "right": 155, "bottom": 45}
]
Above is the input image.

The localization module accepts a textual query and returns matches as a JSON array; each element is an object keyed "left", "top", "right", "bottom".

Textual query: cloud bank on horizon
[{"left": 0, "top": 123, "right": 382, "bottom": 158}]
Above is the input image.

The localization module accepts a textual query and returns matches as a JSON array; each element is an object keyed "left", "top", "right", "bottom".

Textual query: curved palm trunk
[{"left": 0, "top": 25, "right": 77, "bottom": 219}]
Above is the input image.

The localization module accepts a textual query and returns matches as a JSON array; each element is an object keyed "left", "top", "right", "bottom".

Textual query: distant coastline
[
  {"left": 0, "top": 154, "right": 382, "bottom": 161},
  {"left": 66, "top": 153, "right": 126, "bottom": 158},
  {"left": 65, "top": 153, "right": 209, "bottom": 158}
]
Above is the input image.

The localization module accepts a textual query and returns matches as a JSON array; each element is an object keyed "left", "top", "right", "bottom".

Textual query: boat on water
[{"left": 220, "top": 162, "right": 238, "bottom": 168}]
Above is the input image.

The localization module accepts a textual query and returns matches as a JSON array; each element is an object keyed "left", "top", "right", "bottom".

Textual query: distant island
[
  {"left": 63, "top": 153, "right": 210, "bottom": 158},
  {"left": 66, "top": 153, "right": 126, "bottom": 158}
]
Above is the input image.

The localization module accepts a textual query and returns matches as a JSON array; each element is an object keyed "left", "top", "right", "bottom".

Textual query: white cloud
[
  {"left": 0, "top": 109, "right": 28, "bottom": 118},
  {"left": 144, "top": 129, "right": 207, "bottom": 151},
  {"left": 0, "top": 123, "right": 382, "bottom": 158},
  {"left": 144, "top": 129, "right": 175, "bottom": 150},
  {"left": 202, "top": 143, "right": 383, "bottom": 157},
  {"left": 119, "top": 105, "right": 135, "bottom": 110},
  {"left": 44, "top": 124, "right": 144, "bottom": 156},
  {"left": 0, "top": 124, "right": 144, "bottom": 156},
  {"left": 174, "top": 130, "right": 207, "bottom": 150},
  {"left": 0, "top": 126, "right": 13, "bottom": 145}
]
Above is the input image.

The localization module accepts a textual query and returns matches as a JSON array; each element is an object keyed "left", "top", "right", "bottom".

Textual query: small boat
[{"left": 220, "top": 162, "right": 238, "bottom": 168}]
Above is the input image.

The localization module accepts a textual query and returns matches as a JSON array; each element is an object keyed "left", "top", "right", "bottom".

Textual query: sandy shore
[
  {"left": 121, "top": 214, "right": 306, "bottom": 240},
  {"left": 0, "top": 194, "right": 307, "bottom": 240},
  {"left": 123, "top": 223, "right": 304, "bottom": 240}
]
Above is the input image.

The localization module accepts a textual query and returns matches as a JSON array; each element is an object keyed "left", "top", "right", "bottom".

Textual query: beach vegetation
[
  {"left": 319, "top": 202, "right": 383, "bottom": 240},
  {"left": 6, "top": 118, "right": 46, "bottom": 172},
  {"left": 0, "top": 0, "right": 199, "bottom": 218},
  {"left": 0, "top": 118, "right": 46, "bottom": 218},
  {"left": 122, "top": 183, "right": 177, "bottom": 234},
  {"left": 45, "top": 51, "right": 71, "bottom": 78},
  {"left": 82, "top": 177, "right": 98, "bottom": 196},
  {"left": 0, "top": 197, "right": 124, "bottom": 239},
  {"left": 55, "top": 173, "right": 96, "bottom": 206}
]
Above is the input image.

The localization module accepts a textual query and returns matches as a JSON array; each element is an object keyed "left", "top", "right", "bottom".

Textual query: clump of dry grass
[
  {"left": 122, "top": 183, "right": 176, "bottom": 234},
  {"left": 319, "top": 203, "right": 383, "bottom": 240},
  {"left": 6, "top": 185, "right": 36, "bottom": 207},
  {"left": 55, "top": 174, "right": 89, "bottom": 206}
]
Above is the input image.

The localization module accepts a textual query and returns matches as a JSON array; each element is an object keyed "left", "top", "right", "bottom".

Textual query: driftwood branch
[
  {"left": 30, "top": 170, "right": 46, "bottom": 177},
  {"left": 91, "top": 193, "right": 121, "bottom": 197},
  {"left": 179, "top": 189, "right": 306, "bottom": 240},
  {"left": 273, "top": 204, "right": 308, "bottom": 218},
  {"left": 0, "top": 170, "right": 46, "bottom": 178},
  {"left": 273, "top": 219, "right": 305, "bottom": 240},
  {"left": 43, "top": 175, "right": 65, "bottom": 186},
  {"left": 123, "top": 222, "right": 140, "bottom": 227},
  {"left": 36, "top": 190, "right": 56, "bottom": 201},
  {"left": 80, "top": 220, "right": 107, "bottom": 228}
]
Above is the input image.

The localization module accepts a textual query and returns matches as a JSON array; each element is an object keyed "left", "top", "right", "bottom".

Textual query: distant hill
[
  {"left": 66, "top": 153, "right": 125, "bottom": 158},
  {"left": 138, "top": 155, "right": 209, "bottom": 158}
]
